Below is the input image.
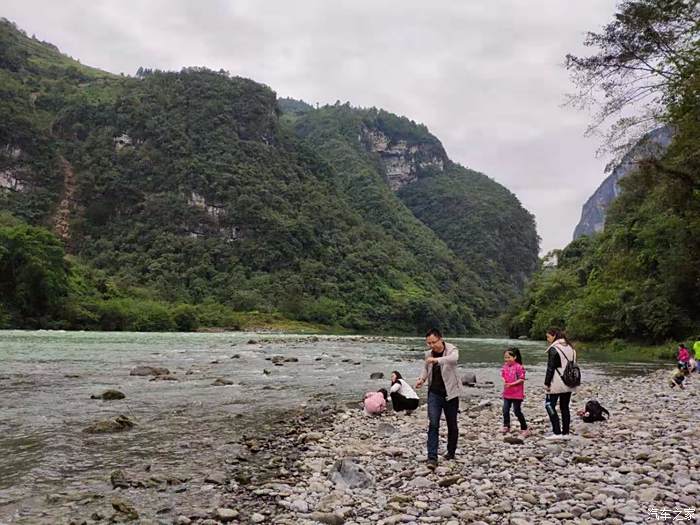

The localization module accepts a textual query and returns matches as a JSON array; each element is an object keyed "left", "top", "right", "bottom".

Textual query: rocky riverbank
[
  {"left": 252, "top": 369, "right": 699, "bottom": 525},
  {"left": 4, "top": 368, "right": 698, "bottom": 524}
]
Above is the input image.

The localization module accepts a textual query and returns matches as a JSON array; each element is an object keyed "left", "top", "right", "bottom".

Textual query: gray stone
[
  {"left": 110, "top": 469, "right": 130, "bottom": 489},
  {"left": 291, "top": 499, "right": 309, "bottom": 513},
  {"left": 493, "top": 502, "right": 513, "bottom": 513},
  {"left": 309, "top": 513, "right": 345, "bottom": 525},
  {"left": 329, "top": 459, "right": 374, "bottom": 489},
  {"left": 376, "top": 423, "right": 396, "bottom": 436},
  {"left": 91, "top": 389, "right": 126, "bottom": 401},
  {"left": 438, "top": 475, "right": 461, "bottom": 488},
  {"left": 204, "top": 472, "right": 226, "bottom": 485},
  {"left": 370, "top": 372, "right": 384, "bottom": 379},
  {"left": 427, "top": 505, "right": 453, "bottom": 518},
  {"left": 591, "top": 507, "right": 608, "bottom": 520},
  {"left": 130, "top": 366, "right": 169, "bottom": 376},
  {"left": 83, "top": 415, "right": 134, "bottom": 434},
  {"left": 638, "top": 487, "right": 659, "bottom": 502},
  {"left": 408, "top": 477, "right": 432, "bottom": 489},
  {"left": 111, "top": 499, "right": 139, "bottom": 520},
  {"left": 304, "top": 432, "right": 324, "bottom": 443},
  {"left": 461, "top": 372, "right": 477, "bottom": 385},
  {"left": 215, "top": 508, "right": 239, "bottom": 522}
]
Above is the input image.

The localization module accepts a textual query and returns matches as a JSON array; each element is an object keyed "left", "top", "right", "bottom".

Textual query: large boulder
[
  {"left": 90, "top": 390, "right": 125, "bottom": 401},
  {"left": 461, "top": 372, "right": 477, "bottom": 386}
]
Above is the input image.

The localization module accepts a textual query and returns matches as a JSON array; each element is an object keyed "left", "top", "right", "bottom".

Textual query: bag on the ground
[
  {"left": 555, "top": 347, "right": 581, "bottom": 387},
  {"left": 581, "top": 399, "right": 610, "bottom": 423}
]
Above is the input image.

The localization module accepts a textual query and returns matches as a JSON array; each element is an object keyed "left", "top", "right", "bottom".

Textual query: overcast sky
[{"left": 5, "top": 0, "right": 620, "bottom": 253}]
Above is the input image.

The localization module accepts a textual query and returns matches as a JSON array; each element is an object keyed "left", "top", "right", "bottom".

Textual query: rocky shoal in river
[{"left": 10, "top": 369, "right": 700, "bottom": 525}]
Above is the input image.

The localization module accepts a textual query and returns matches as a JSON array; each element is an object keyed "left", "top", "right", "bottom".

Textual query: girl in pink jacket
[
  {"left": 677, "top": 344, "right": 691, "bottom": 368},
  {"left": 501, "top": 347, "right": 529, "bottom": 437}
]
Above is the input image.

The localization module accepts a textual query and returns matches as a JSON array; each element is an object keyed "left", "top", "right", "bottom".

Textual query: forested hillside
[
  {"left": 288, "top": 104, "right": 539, "bottom": 310},
  {"left": 505, "top": 0, "right": 700, "bottom": 343},
  {"left": 0, "top": 19, "right": 539, "bottom": 333}
]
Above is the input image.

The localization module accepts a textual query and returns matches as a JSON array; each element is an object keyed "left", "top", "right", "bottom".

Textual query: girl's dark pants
[
  {"left": 391, "top": 392, "right": 419, "bottom": 412},
  {"left": 545, "top": 392, "right": 572, "bottom": 435},
  {"left": 503, "top": 398, "right": 527, "bottom": 429}
]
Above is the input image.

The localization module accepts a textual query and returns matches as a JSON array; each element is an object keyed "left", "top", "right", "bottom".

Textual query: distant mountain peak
[{"left": 573, "top": 126, "right": 673, "bottom": 240}]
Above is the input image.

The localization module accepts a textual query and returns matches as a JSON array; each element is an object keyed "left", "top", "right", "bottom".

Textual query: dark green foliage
[
  {"left": 293, "top": 104, "right": 539, "bottom": 319},
  {"left": 277, "top": 97, "right": 313, "bottom": 115},
  {"left": 399, "top": 164, "right": 539, "bottom": 302},
  {"left": 0, "top": 217, "right": 70, "bottom": 325},
  {"left": 0, "top": 20, "right": 540, "bottom": 334}
]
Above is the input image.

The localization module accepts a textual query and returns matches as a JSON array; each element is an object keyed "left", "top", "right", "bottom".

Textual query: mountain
[
  {"left": 287, "top": 104, "right": 539, "bottom": 306},
  {"left": 0, "top": 19, "right": 539, "bottom": 333},
  {"left": 573, "top": 126, "right": 673, "bottom": 239}
]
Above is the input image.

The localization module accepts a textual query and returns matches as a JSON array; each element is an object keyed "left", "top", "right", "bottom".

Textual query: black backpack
[
  {"left": 554, "top": 347, "right": 581, "bottom": 388},
  {"left": 582, "top": 399, "right": 610, "bottom": 423}
]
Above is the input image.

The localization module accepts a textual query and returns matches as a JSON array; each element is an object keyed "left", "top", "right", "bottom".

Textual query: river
[{"left": 0, "top": 330, "right": 662, "bottom": 523}]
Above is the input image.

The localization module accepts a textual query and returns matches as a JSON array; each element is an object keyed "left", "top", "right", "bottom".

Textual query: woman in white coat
[{"left": 543, "top": 327, "right": 577, "bottom": 439}]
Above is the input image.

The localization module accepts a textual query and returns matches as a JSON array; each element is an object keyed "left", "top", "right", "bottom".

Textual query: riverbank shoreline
[
  {"left": 248, "top": 368, "right": 698, "bottom": 525},
  {"left": 5, "top": 366, "right": 697, "bottom": 524}
]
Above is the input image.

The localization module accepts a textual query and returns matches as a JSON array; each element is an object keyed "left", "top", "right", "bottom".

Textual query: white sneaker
[{"left": 544, "top": 434, "right": 567, "bottom": 440}]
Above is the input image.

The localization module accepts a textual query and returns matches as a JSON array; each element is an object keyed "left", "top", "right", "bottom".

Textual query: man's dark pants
[{"left": 427, "top": 390, "right": 459, "bottom": 460}]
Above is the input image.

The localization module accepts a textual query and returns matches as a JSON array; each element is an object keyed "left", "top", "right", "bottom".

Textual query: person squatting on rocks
[
  {"left": 543, "top": 327, "right": 577, "bottom": 440},
  {"left": 501, "top": 347, "right": 529, "bottom": 437},
  {"left": 363, "top": 388, "right": 388, "bottom": 415},
  {"left": 669, "top": 363, "right": 690, "bottom": 389},
  {"left": 415, "top": 328, "right": 462, "bottom": 469},
  {"left": 389, "top": 371, "right": 419, "bottom": 413}
]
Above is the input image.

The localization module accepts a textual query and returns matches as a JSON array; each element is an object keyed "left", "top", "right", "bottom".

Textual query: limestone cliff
[
  {"left": 574, "top": 126, "right": 673, "bottom": 239},
  {"left": 360, "top": 127, "right": 446, "bottom": 191}
]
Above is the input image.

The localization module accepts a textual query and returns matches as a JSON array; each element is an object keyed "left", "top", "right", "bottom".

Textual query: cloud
[{"left": 3, "top": 0, "right": 619, "bottom": 252}]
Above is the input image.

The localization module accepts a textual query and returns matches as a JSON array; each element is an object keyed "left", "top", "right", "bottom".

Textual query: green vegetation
[
  {"left": 0, "top": 19, "right": 540, "bottom": 334},
  {"left": 506, "top": 0, "right": 700, "bottom": 344},
  {"left": 0, "top": 213, "right": 326, "bottom": 332},
  {"left": 576, "top": 340, "right": 679, "bottom": 363},
  {"left": 292, "top": 104, "right": 539, "bottom": 324}
]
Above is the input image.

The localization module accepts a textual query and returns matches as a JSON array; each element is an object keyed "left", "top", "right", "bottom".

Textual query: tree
[
  {"left": 566, "top": 0, "right": 700, "bottom": 154},
  {"left": 0, "top": 223, "right": 70, "bottom": 323}
]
